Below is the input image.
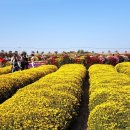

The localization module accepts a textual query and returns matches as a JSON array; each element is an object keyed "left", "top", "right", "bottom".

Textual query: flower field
[
  {"left": 0, "top": 66, "right": 12, "bottom": 75},
  {"left": 0, "top": 64, "right": 86, "bottom": 129},
  {"left": 0, "top": 65, "right": 57, "bottom": 103},
  {"left": 115, "top": 62, "right": 130, "bottom": 77},
  {"left": 0, "top": 63, "right": 130, "bottom": 129},
  {"left": 88, "top": 64, "right": 130, "bottom": 129}
]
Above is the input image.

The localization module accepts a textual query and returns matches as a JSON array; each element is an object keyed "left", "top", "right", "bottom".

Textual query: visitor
[
  {"left": 11, "top": 55, "right": 19, "bottom": 72},
  {"left": 20, "top": 54, "right": 25, "bottom": 70},
  {"left": 20, "top": 54, "right": 29, "bottom": 70},
  {"left": 24, "top": 55, "right": 29, "bottom": 69},
  {"left": 31, "top": 54, "right": 35, "bottom": 68}
]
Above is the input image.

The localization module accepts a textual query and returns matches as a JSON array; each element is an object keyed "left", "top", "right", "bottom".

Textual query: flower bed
[
  {"left": 115, "top": 62, "right": 130, "bottom": 77},
  {"left": 0, "top": 64, "right": 87, "bottom": 130},
  {"left": 0, "top": 65, "right": 57, "bottom": 103},
  {"left": 88, "top": 64, "right": 130, "bottom": 129},
  {"left": 0, "top": 66, "right": 12, "bottom": 75}
]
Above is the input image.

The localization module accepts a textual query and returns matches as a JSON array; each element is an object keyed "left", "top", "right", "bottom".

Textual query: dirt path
[{"left": 67, "top": 75, "right": 89, "bottom": 130}]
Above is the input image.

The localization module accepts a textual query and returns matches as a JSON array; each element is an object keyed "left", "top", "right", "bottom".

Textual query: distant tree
[
  {"left": 21, "top": 51, "right": 27, "bottom": 56},
  {"left": 92, "top": 51, "right": 95, "bottom": 54},
  {"left": 77, "top": 50, "right": 80, "bottom": 53},
  {"left": 14, "top": 51, "right": 18, "bottom": 55},
  {"left": 36, "top": 50, "right": 39, "bottom": 54},
  {"left": 85, "top": 51, "right": 89, "bottom": 53},
  {"left": 108, "top": 50, "right": 111, "bottom": 54},
  {"left": 31, "top": 51, "right": 35, "bottom": 54},
  {"left": 41, "top": 51, "right": 44, "bottom": 54},
  {"left": 80, "top": 49, "right": 84, "bottom": 54},
  {"left": 77, "top": 49, "right": 84, "bottom": 54},
  {"left": 115, "top": 50, "right": 118, "bottom": 54},
  {"left": 8, "top": 51, "right": 13, "bottom": 57},
  {"left": 125, "top": 51, "right": 127, "bottom": 54},
  {"left": 1, "top": 50, "right": 4, "bottom": 53},
  {"left": 54, "top": 51, "right": 58, "bottom": 54},
  {"left": 9, "top": 51, "right": 12, "bottom": 54},
  {"left": 70, "top": 51, "right": 75, "bottom": 53}
]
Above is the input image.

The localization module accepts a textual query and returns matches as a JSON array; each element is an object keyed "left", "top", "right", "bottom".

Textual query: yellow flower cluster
[
  {"left": 0, "top": 65, "right": 57, "bottom": 103},
  {"left": 0, "top": 64, "right": 87, "bottom": 130},
  {"left": 0, "top": 66, "right": 12, "bottom": 75},
  {"left": 115, "top": 62, "right": 130, "bottom": 77},
  {"left": 88, "top": 64, "right": 130, "bottom": 130}
]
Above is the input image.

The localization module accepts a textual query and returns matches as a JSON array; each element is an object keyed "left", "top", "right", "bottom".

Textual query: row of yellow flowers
[
  {"left": 0, "top": 65, "right": 57, "bottom": 103},
  {"left": 0, "top": 66, "right": 12, "bottom": 75},
  {"left": 88, "top": 64, "right": 130, "bottom": 130},
  {"left": 0, "top": 64, "right": 87, "bottom": 130},
  {"left": 115, "top": 62, "right": 130, "bottom": 77}
]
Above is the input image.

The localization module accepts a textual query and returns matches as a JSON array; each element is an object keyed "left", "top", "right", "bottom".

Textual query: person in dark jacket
[
  {"left": 12, "top": 55, "right": 19, "bottom": 72},
  {"left": 20, "top": 54, "right": 29, "bottom": 70}
]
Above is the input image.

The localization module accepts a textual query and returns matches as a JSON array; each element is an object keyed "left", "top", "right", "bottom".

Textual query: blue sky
[{"left": 0, "top": 0, "right": 130, "bottom": 53}]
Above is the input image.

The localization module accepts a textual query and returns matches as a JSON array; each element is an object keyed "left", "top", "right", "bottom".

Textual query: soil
[{"left": 67, "top": 74, "right": 90, "bottom": 130}]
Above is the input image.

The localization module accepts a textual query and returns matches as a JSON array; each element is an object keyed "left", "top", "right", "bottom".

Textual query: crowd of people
[
  {"left": 11, "top": 54, "right": 28, "bottom": 72},
  {"left": 11, "top": 54, "right": 35, "bottom": 72}
]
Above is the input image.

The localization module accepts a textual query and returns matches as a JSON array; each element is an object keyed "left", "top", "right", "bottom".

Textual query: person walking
[
  {"left": 31, "top": 54, "right": 35, "bottom": 68},
  {"left": 11, "top": 55, "right": 19, "bottom": 72},
  {"left": 24, "top": 55, "right": 29, "bottom": 69},
  {"left": 20, "top": 54, "right": 25, "bottom": 70}
]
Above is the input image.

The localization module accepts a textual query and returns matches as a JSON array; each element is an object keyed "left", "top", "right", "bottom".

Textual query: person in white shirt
[{"left": 31, "top": 54, "right": 35, "bottom": 68}]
